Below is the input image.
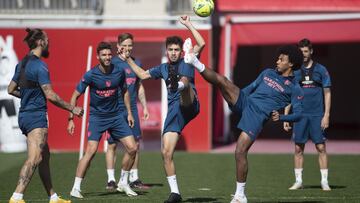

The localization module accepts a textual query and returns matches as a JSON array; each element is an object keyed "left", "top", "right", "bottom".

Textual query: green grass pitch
[{"left": 0, "top": 152, "right": 359, "bottom": 202}]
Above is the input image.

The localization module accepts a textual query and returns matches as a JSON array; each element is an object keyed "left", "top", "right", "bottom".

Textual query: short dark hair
[
  {"left": 96, "top": 41, "right": 112, "bottom": 54},
  {"left": 165, "top": 36, "right": 183, "bottom": 48},
  {"left": 298, "top": 38, "right": 313, "bottom": 50},
  {"left": 23, "top": 28, "right": 46, "bottom": 50},
  {"left": 118, "top": 33, "right": 134, "bottom": 44},
  {"left": 277, "top": 45, "right": 303, "bottom": 70}
]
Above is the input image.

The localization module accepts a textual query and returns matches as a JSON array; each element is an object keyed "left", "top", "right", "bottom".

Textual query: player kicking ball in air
[
  {"left": 120, "top": 15, "right": 205, "bottom": 203},
  {"left": 68, "top": 42, "right": 138, "bottom": 198},
  {"left": 183, "top": 39, "right": 304, "bottom": 203}
]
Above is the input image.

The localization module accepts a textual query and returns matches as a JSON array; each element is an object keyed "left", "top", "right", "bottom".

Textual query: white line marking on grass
[{"left": 198, "top": 188, "right": 211, "bottom": 191}]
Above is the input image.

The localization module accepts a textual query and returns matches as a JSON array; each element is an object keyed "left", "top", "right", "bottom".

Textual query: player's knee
[
  {"left": 316, "top": 144, "right": 326, "bottom": 154},
  {"left": 235, "top": 147, "right": 248, "bottom": 160},
  {"left": 161, "top": 148, "right": 173, "bottom": 161},
  {"left": 217, "top": 75, "right": 229, "bottom": 86},
  {"left": 27, "top": 155, "right": 43, "bottom": 166},
  {"left": 85, "top": 145, "right": 97, "bottom": 157},
  {"left": 127, "top": 145, "right": 137, "bottom": 157},
  {"left": 294, "top": 148, "right": 304, "bottom": 156}
]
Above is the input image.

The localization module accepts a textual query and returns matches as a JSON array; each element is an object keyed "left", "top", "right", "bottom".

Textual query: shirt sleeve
[
  {"left": 242, "top": 69, "right": 267, "bottom": 95},
  {"left": 279, "top": 85, "right": 304, "bottom": 122},
  {"left": 11, "top": 64, "right": 20, "bottom": 83},
  {"left": 37, "top": 62, "right": 51, "bottom": 85},
  {"left": 149, "top": 65, "right": 163, "bottom": 80},
  {"left": 76, "top": 71, "right": 92, "bottom": 94},
  {"left": 320, "top": 66, "right": 331, "bottom": 88}
]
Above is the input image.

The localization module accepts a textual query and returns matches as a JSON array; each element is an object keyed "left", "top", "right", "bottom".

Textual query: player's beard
[{"left": 41, "top": 45, "right": 50, "bottom": 58}]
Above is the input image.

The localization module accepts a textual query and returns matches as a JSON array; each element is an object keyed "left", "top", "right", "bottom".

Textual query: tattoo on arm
[{"left": 41, "top": 84, "right": 72, "bottom": 112}]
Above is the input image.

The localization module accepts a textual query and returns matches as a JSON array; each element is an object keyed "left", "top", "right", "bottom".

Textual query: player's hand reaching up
[
  {"left": 118, "top": 46, "right": 131, "bottom": 59},
  {"left": 72, "top": 106, "right": 84, "bottom": 117},
  {"left": 179, "top": 15, "right": 191, "bottom": 27},
  {"left": 67, "top": 120, "right": 75, "bottom": 135},
  {"left": 271, "top": 110, "right": 280, "bottom": 121}
]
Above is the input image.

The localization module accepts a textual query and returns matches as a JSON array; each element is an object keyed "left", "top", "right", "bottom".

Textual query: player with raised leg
[
  {"left": 119, "top": 15, "right": 205, "bottom": 203},
  {"left": 184, "top": 39, "right": 304, "bottom": 203}
]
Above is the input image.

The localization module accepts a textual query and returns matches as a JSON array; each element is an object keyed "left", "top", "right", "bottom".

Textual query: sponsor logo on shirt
[
  {"left": 126, "top": 77, "right": 136, "bottom": 85},
  {"left": 105, "top": 80, "right": 111, "bottom": 87},
  {"left": 263, "top": 76, "right": 284, "bottom": 92},
  {"left": 96, "top": 89, "right": 116, "bottom": 97}
]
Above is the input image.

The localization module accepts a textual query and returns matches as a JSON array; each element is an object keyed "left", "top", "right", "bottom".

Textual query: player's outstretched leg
[
  {"left": 117, "top": 136, "right": 138, "bottom": 197},
  {"left": 162, "top": 132, "right": 182, "bottom": 203},
  {"left": 105, "top": 142, "right": 118, "bottom": 191},
  {"left": 316, "top": 143, "right": 331, "bottom": 191},
  {"left": 70, "top": 141, "right": 99, "bottom": 199},
  {"left": 230, "top": 132, "right": 253, "bottom": 203},
  {"left": 183, "top": 38, "right": 239, "bottom": 106},
  {"left": 10, "top": 129, "right": 47, "bottom": 203},
  {"left": 289, "top": 143, "right": 304, "bottom": 190}
]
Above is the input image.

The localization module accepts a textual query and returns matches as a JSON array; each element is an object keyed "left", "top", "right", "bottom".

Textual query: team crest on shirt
[
  {"left": 284, "top": 80, "right": 291, "bottom": 86},
  {"left": 105, "top": 80, "right": 111, "bottom": 87},
  {"left": 125, "top": 68, "right": 131, "bottom": 74}
]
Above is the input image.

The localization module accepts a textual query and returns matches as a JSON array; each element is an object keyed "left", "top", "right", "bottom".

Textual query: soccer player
[
  {"left": 183, "top": 40, "right": 304, "bottom": 203},
  {"left": 68, "top": 42, "right": 138, "bottom": 198},
  {"left": 7, "top": 28, "right": 84, "bottom": 203},
  {"left": 105, "top": 33, "right": 150, "bottom": 190},
  {"left": 119, "top": 15, "right": 205, "bottom": 203},
  {"left": 284, "top": 38, "right": 332, "bottom": 191}
]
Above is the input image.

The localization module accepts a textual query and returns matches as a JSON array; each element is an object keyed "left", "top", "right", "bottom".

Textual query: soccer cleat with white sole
[
  {"left": 9, "top": 198, "right": 25, "bottom": 203},
  {"left": 70, "top": 188, "right": 83, "bottom": 199},
  {"left": 49, "top": 197, "right": 71, "bottom": 203},
  {"left": 230, "top": 194, "right": 247, "bottom": 203},
  {"left": 117, "top": 184, "right": 138, "bottom": 196},
  {"left": 321, "top": 181, "right": 331, "bottom": 191},
  {"left": 183, "top": 38, "right": 195, "bottom": 64},
  {"left": 288, "top": 181, "right": 303, "bottom": 190}
]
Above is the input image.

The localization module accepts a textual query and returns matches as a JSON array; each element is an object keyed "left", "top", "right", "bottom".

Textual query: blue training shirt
[
  {"left": 76, "top": 63, "right": 126, "bottom": 121},
  {"left": 294, "top": 62, "right": 331, "bottom": 116},
  {"left": 111, "top": 56, "right": 142, "bottom": 112},
  {"left": 12, "top": 55, "right": 51, "bottom": 113},
  {"left": 148, "top": 58, "right": 197, "bottom": 104},
  {"left": 242, "top": 68, "right": 304, "bottom": 122}
]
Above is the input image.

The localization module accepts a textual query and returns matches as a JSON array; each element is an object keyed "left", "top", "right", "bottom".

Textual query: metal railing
[{"left": 0, "top": 0, "right": 104, "bottom": 15}]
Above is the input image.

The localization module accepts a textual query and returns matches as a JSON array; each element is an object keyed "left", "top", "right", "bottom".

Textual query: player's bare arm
[
  {"left": 7, "top": 80, "right": 21, "bottom": 98},
  {"left": 138, "top": 82, "right": 149, "bottom": 120},
  {"left": 283, "top": 104, "right": 292, "bottom": 131},
  {"left": 41, "top": 84, "right": 83, "bottom": 116},
  {"left": 126, "top": 57, "right": 151, "bottom": 80},
  {"left": 179, "top": 15, "right": 205, "bottom": 56},
  {"left": 322, "top": 87, "right": 331, "bottom": 130},
  {"left": 67, "top": 90, "right": 82, "bottom": 135},
  {"left": 124, "top": 88, "right": 135, "bottom": 128}
]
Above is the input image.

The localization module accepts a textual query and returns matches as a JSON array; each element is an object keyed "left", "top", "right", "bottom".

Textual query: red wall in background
[{"left": 0, "top": 28, "right": 212, "bottom": 152}]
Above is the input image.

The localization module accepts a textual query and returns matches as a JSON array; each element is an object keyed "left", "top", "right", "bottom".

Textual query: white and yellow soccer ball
[{"left": 192, "top": 0, "right": 214, "bottom": 17}]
